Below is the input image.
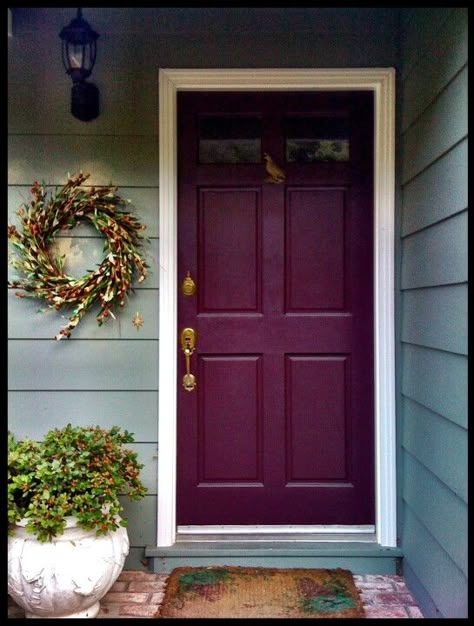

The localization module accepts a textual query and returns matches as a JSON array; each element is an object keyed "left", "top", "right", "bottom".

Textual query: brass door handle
[{"left": 181, "top": 327, "right": 197, "bottom": 392}]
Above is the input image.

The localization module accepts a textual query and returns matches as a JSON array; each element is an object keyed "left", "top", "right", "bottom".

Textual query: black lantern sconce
[{"left": 59, "top": 8, "right": 100, "bottom": 122}]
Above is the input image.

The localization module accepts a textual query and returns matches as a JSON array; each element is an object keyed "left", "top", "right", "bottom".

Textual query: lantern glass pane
[{"left": 70, "top": 45, "right": 84, "bottom": 69}]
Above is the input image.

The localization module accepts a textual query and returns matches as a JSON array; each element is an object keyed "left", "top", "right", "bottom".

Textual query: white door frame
[{"left": 157, "top": 68, "right": 396, "bottom": 548}]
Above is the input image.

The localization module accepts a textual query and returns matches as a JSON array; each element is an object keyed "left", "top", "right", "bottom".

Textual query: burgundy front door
[{"left": 177, "top": 91, "right": 374, "bottom": 526}]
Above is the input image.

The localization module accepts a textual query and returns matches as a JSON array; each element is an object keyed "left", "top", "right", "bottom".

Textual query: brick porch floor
[{"left": 8, "top": 571, "right": 424, "bottom": 619}]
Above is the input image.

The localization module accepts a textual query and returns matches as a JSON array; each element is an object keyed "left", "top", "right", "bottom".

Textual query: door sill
[{"left": 177, "top": 525, "right": 376, "bottom": 543}]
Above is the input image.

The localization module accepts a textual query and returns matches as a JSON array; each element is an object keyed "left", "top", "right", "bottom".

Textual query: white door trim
[{"left": 157, "top": 68, "right": 397, "bottom": 548}]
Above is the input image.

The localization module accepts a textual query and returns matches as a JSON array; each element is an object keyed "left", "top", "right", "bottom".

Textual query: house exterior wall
[
  {"left": 399, "top": 7, "right": 468, "bottom": 618},
  {"left": 9, "top": 8, "right": 468, "bottom": 616},
  {"left": 7, "top": 7, "right": 400, "bottom": 571}
]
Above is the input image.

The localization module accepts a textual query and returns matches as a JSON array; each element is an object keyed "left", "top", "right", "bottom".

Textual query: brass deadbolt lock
[{"left": 181, "top": 271, "right": 197, "bottom": 296}]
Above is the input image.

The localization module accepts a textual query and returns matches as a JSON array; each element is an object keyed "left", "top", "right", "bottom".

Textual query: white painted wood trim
[
  {"left": 157, "top": 68, "right": 397, "bottom": 548},
  {"left": 157, "top": 70, "right": 178, "bottom": 547},
  {"left": 373, "top": 71, "right": 397, "bottom": 548}
]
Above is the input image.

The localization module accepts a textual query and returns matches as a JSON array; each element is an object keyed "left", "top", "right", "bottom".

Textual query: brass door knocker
[{"left": 263, "top": 153, "right": 286, "bottom": 184}]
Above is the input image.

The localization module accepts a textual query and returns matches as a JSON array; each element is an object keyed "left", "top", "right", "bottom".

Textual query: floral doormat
[{"left": 156, "top": 566, "right": 365, "bottom": 619}]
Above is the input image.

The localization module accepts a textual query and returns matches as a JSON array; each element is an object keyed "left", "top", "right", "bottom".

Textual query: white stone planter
[{"left": 8, "top": 516, "right": 129, "bottom": 619}]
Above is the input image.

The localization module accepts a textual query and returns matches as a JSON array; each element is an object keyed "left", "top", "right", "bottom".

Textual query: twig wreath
[{"left": 8, "top": 172, "right": 149, "bottom": 340}]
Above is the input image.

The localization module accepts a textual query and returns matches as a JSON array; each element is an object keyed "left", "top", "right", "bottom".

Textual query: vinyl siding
[
  {"left": 8, "top": 10, "right": 161, "bottom": 567},
  {"left": 402, "top": 344, "right": 467, "bottom": 429},
  {"left": 8, "top": 391, "right": 158, "bottom": 441},
  {"left": 401, "top": 138, "right": 467, "bottom": 235},
  {"left": 402, "top": 398, "right": 467, "bottom": 502},
  {"left": 7, "top": 7, "right": 399, "bottom": 570},
  {"left": 401, "top": 67, "right": 467, "bottom": 184},
  {"left": 401, "top": 284, "right": 467, "bottom": 354},
  {"left": 402, "top": 507, "right": 468, "bottom": 617},
  {"left": 399, "top": 7, "right": 468, "bottom": 618},
  {"left": 401, "top": 210, "right": 467, "bottom": 288}
]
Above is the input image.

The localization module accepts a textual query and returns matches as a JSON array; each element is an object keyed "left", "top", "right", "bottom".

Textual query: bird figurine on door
[{"left": 263, "top": 153, "right": 286, "bottom": 184}]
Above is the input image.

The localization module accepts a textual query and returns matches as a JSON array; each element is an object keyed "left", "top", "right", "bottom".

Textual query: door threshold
[{"left": 177, "top": 525, "right": 376, "bottom": 543}]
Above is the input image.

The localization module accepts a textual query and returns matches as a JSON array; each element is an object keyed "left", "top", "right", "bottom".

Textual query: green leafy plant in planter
[{"left": 8, "top": 424, "right": 147, "bottom": 542}]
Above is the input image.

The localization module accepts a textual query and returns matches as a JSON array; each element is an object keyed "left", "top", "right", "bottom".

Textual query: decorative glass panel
[
  {"left": 199, "top": 116, "right": 261, "bottom": 164},
  {"left": 286, "top": 117, "right": 350, "bottom": 163}
]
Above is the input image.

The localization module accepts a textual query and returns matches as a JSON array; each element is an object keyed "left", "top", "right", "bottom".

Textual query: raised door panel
[
  {"left": 199, "top": 189, "right": 262, "bottom": 313},
  {"left": 285, "top": 355, "right": 350, "bottom": 482},
  {"left": 285, "top": 188, "right": 346, "bottom": 311},
  {"left": 198, "top": 355, "right": 263, "bottom": 484}
]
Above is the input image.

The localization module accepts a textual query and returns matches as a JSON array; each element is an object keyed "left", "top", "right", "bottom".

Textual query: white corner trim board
[{"left": 157, "top": 68, "right": 396, "bottom": 548}]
